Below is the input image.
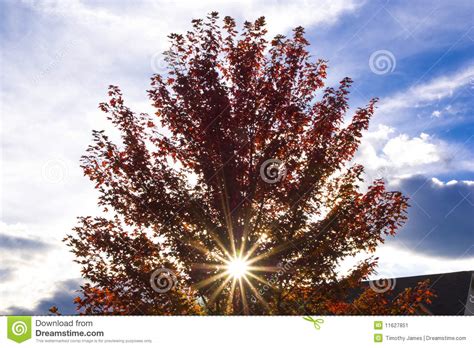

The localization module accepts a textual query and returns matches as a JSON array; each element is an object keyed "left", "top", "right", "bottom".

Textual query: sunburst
[
  {"left": 225, "top": 256, "right": 249, "bottom": 279},
  {"left": 189, "top": 237, "right": 292, "bottom": 314}
]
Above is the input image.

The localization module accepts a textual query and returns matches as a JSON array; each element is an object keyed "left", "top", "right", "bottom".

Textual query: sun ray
[
  {"left": 247, "top": 265, "right": 280, "bottom": 272},
  {"left": 219, "top": 175, "right": 237, "bottom": 257},
  {"left": 206, "top": 230, "right": 234, "bottom": 259},
  {"left": 239, "top": 203, "right": 257, "bottom": 258},
  {"left": 207, "top": 274, "right": 233, "bottom": 306},
  {"left": 192, "top": 271, "right": 229, "bottom": 290},
  {"left": 238, "top": 278, "right": 249, "bottom": 314},
  {"left": 226, "top": 277, "right": 237, "bottom": 313},
  {"left": 245, "top": 272, "right": 275, "bottom": 288},
  {"left": 242, "top": 239, "right": 262, "bottom": 261},
  {"left": 191, "top": 263, "right": 227, "bottom": 271},
  {"left": 246, "top": 240, "right": 295, "bottom": 264},
  {"left": 184, "top": 235, "right": 231, "bottom": 262},
  {"left": 243, "top": 275, "right": 271, "bottom": 312},
  {"left": 187, "top": 230, "right": 298, "bottom": 314}
]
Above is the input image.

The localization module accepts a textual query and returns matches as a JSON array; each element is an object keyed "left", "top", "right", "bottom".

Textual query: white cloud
[
  {"left": 431, "top": 110, "right": 441, "bottom": 118},
  {"left": 338, "top": 244, "right": 474, "bottom": 279},
  {"left": 432, "top": 177, "right": 474, "bottom": 187},
  {"left": 379, "top": 64, "right": 474, "bottom": 113},
  {"left": 355, "top": 124, "right": 474, "bottom": 182},
  {"left": 383, "top": 132, "right": 440, "bottom": 167},
  {"left": 0, "top": 222, "right": 82, "bottom": 313},
  {"left": 374, "top": 244, "right": 474, "bottom": 279},
  {"left": 25, "top": 0, "right": 362, "bottom": 33},
  {"left": 355, "top": 126, "right": 441, "bottom": 178}
]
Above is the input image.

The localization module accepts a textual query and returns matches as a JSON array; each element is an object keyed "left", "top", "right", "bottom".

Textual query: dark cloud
[
  {"left": 4, "top": 278, "right": 82, "bottom": 315},
  {"left": 0, "top": 233, "right": 51, "bottom": 251},
  {"left": 388, "top": 175, "right": 474, "bottom": 258}
]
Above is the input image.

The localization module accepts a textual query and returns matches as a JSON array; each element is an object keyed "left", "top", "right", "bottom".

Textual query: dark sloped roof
[
  {"left": 366, "top": 271, "right": 473, "bottom": 315},
  {"left": 399, "top": 271, "right": 472, "bottom": 315}
]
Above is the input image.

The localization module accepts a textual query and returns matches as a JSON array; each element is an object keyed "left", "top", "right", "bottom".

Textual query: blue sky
[{"left": 1, "top": 0, "right": 473, "bottom": 314}]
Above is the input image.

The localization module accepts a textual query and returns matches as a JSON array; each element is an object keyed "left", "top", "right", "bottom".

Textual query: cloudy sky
[{"left": 1, "top": 0, "right": 473, "bottom": 314}]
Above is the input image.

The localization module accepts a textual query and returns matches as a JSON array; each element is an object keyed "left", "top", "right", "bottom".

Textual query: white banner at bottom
[{"left": 0, "top": 316, "right": 472, "bottom": 347}]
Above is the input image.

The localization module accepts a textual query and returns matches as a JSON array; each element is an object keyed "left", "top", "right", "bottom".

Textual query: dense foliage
[{"left": 64, "top": 13, "right": 432, "bottom": 315}]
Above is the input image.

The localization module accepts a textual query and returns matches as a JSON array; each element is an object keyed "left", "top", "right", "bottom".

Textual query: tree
[{"left": 64, "top": 12, "right": 433, "bottom": 315}]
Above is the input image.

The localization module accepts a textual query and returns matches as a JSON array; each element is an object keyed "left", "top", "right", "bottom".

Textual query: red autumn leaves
[{"left": 63, "top": 12, "right": 432, "bottom": 315}]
